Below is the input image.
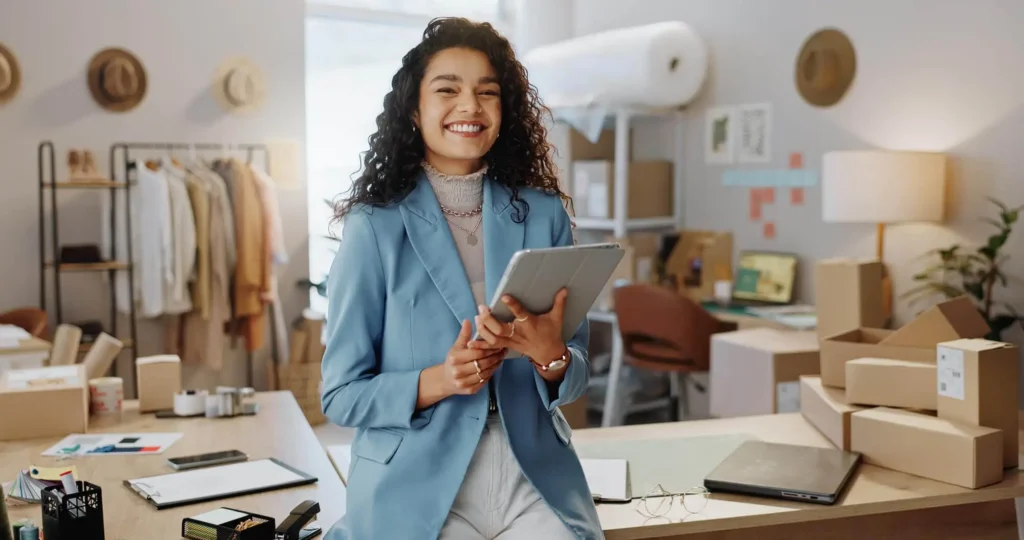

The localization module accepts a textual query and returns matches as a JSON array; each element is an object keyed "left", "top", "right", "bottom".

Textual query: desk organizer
[
  {"left": 41, "top": 480, "right": 105, "bottom": 540},
  {"left": 182, "top": 508, "right": 276, "bottom": 540}
]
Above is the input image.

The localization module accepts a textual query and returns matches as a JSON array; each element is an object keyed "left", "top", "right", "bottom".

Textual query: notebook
[
  {"left": 580, "top": 458, "right": 630, "bottom": 502},
  {"left": 124, "top": 458, "right": 317, "bottom": 509}
]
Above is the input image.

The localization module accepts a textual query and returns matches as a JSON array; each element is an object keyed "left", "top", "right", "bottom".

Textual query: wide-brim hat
[
  {"left": 0, "top": 42, "right": 22, "bottom": 105},
  {"left": 88, "top": 47, "right": 147, "bottom": 112},
  {"left": 213, "top": 57, "right": 265, "bottom": 114},
  {"left": 795, "top": 28, "right": 856, "bottom": 107}
]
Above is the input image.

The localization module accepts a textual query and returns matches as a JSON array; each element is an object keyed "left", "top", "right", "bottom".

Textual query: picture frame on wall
[
  {"left": 705, "top": 106, "right": 737, "bottom": 165},
  {"left": 737, "top": 103, "right": 773, "bottom": 164}
]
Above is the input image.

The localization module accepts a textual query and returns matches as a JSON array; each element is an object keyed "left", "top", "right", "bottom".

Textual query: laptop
[
  {"left": 703, "top": 441, "right": 861, "bottom": 505},
  {"left": 728, "top": 251, "right": 798, "bottom": 307}
]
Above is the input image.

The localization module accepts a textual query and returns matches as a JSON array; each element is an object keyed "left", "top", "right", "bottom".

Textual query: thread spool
[
  {"left": 174, "top": 390, "right": 208, "bottom": 417},
  {"left": 49, "top": 324, "right": 82, "bottom": 366},
  {"left": 88, "top": 377, "right": 123, "bottom": 416},
  {"left": 81, "top": 333, "right": 123, "bottom": 379},
  {"left": 17, "top": 523, "right": 37, "bottom": 540}
]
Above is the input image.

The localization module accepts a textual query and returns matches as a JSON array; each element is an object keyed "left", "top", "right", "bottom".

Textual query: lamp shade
[{"left": 822, "top": 150, "right": 946, "bottom": 223}]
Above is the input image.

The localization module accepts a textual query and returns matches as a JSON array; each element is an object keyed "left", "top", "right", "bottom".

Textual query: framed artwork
[
  {"left": 737, "top": 103, "right": 773, "bottom": 163},
  {"left": 704, "top": 106, "right": 736, "bottom": 165}
]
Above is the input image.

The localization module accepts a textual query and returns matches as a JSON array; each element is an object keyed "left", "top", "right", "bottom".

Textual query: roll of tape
[{"left": 173, "top": 390, "right": 208, "bottom": 417}]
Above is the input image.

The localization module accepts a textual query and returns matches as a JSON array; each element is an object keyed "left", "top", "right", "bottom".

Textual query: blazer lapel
[
  {"left": 400, "top": 173, "right": 478, "bottom": 325},
  {"left": 483, "top": 178, "right": 526, "bottom": 303}
]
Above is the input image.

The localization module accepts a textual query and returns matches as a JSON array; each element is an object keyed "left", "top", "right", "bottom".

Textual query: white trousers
[{"left": 440, "top": 415, "right": 578, "bottom": 540}]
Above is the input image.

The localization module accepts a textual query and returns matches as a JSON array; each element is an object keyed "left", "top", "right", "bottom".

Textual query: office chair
[
  {"left": 613, "top": 284, "right": 737, "bottom": 421},
  {"left": 0, "top": 307, "right": 47, "bottom": 339}
]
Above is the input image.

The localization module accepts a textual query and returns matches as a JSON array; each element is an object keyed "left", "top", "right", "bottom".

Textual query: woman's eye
[
  {"left": 479, "top": 90, "right": 500, "bottom": 97},
  {"left": 436, "top": 87, "right": 457, "bottom": 95}
]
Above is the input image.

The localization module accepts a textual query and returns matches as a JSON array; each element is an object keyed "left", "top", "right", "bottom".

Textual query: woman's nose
[{"left": 456, "top": 93, "right": 482, "bottom": 113}]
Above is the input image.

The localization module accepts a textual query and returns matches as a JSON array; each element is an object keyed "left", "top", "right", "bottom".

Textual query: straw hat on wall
[
  {"left": 212, "top": 57, "right": 265, "bottom": 115},
  {"left": 87, "top": 47, "right": 148, "bottom": 112},
  {"left": 0, "top": 42, "right": 22, "bottom": 105},
  {"left": 794, "top": 28, "right": 857, "bottom": 107}
]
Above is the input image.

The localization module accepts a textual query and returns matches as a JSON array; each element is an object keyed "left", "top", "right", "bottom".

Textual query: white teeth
[{"left": 447, "top": 124, "right": 483, "bottom": 133}]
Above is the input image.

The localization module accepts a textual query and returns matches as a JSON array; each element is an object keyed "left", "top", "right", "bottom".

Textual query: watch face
[{"left": 547, "top": 359, "right": 567, "bottom": 371}]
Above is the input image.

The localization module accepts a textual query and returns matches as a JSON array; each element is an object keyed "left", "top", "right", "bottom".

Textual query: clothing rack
[
  {"left": 109, "top": 141, "right": 280, "bottom": 391},
  {"left": 38, "top": 141, "right": 139, "bottom": 376}
]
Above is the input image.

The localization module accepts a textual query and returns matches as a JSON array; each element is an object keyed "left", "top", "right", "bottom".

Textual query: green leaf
[
  {"left": 900, "top": 282, "right": 965, "bottom": 301},
  {"left": 981, "top": 217, "right": 1004, "bottom": 229},
  {"left": 964, "top": 281, "right": 985, "bottom": 300},
  {"left": 979, "top": 246, "right": 997, "bottom": 260},
  {"left": 989, "top": 314, "right": 1018, "bottom": 339},
  {"left": 988, "top": 197, "right": 1009, "bottom": 213}
]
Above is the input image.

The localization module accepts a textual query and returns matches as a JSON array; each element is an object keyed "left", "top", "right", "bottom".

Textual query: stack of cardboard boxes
[
  {"left": 279, "top": 314, "right": 328, "bottom": 426},
  {"left": 803, "top": 259, "right": 1018, "bottom": 489}
]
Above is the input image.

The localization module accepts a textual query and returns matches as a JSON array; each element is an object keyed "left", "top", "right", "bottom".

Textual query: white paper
[
  {"left": 737, "top": 103, "right": 773, "bottom": 164},
  {"left": 127, "top": 459, "right": 305, "bottom": 506},
  {"left": 0, "top": 325, "right": 30, "bottom": 348},
  {"left": 5, "top": 365, "right": 80, "bottom": 389},
  {"left": 580, "top": 458, "right": 629, "bottom": 500},
  {"left": 937, "top": 346, "right": 966, "bottom": 400},
  {"left": 42, "top": 433, "right": 183, "bottom": 457},
  {"left": 776, "top": 381, "right": 801, "bottom": 413},
  {"left": 589, "top": 177, "right": 609, "bottom": 219},
  {"left": 190, "top": 508, "right": 248, "bottom": 526}
]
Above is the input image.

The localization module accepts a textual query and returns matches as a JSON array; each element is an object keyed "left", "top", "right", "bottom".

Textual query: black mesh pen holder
[{"left": 41, "top": 480, "right": 106, "bottom": 540}]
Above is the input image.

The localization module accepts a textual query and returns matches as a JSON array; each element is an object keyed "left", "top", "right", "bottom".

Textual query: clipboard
[{"left": 123, "top": 457, "right": 317, "bottom": 510}]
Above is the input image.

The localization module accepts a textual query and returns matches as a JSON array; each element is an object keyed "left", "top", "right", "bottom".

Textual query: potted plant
[{"left": 904, "top": 197, "right": 1024, "bottom": 341}]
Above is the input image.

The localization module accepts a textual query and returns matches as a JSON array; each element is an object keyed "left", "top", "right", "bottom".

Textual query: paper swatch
[
  {"left": 749, "top": 190, "right": 762, "bottom": 221},
  {"left": 789, "top": 152, "right": 803, "bottom": 169},
  {"left": 790, "top": 187, "right": 805, "bottom": 206},
  {"left": 760, "top": 187, "right": 775, "bottom": 204},
  {"left": 763, "top": 222, "right": 776, "bottom": 239},
  {"left": 723, "top": 169, "right": 818, "bottom": 187}
]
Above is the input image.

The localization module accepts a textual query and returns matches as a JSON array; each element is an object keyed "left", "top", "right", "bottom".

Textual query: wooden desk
[
  {"left": 577, "top": 413, "right": 1024, "bottom": 539},
  {"left": 0, "top": 391, "right": 345, "bottom": 539}
]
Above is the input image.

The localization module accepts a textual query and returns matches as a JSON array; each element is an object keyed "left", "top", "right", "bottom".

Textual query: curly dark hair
[{"left": 332, "top": 17, "right": 567, "bottom": 224}]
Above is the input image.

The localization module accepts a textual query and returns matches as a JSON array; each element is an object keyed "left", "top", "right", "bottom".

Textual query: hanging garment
[
  {"left": 213, "top": 158, "right": 269, "bottom": 352},
  {"left": 162, "top": 158, "right": 196, "bottom": 315},
  {"left": 189, "top": 161, "right": 237, "bottom": 277},
  {"left": 250, "top": 166, "right": 288, "bottom": 265},
  {"left": 184, "top": 171, "right": 211, "bottom": 320}
]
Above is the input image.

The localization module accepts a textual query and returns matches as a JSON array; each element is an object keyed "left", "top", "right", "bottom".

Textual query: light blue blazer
[{"left": 321, "top": 172, "right": 603, "bottom": 540}]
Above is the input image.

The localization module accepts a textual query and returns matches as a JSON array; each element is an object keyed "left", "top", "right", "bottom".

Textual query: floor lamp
[{"left": 822, "top": 150, "right": 947, "bottom": 318}]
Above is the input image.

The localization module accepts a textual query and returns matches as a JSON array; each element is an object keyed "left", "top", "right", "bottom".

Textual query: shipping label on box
[{"left": 936, "top": 338, "right": 1019, "bottom": 468}]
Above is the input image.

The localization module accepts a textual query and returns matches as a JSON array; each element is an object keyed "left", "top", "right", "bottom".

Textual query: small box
[
  {"left": 800, "top": 376, "right": 865, "bottom": 450},
  {"left": 573, "top": 160, "right": 673, "bottom": 220},
  {"left": 0, "top": 364, "right": 88, "bottom": 441},
  {"left": 846, "top": 358, "right": 937, "bottom": 410},
  {"left": 814, "top": 259, "right": 885, "bottom": 339},
  {"left": 936, "top": 338, "right": 1020, "bottom": 468},
  {"left": 851, "top": 407, "right": 1002, "bottom": 489},
  {"left": 0, "top": 336, "right": 51, "bottom": 378},
  {"left": 136, "top": 355, "right": 182, "bottom": 413},
  {"left": 819, "top": 328, "right": 934, "bottom": 388},
  {"left": 710, "top": 328, "right": 820, "bottom": 418},
  {"left": 880, "top": 296, "right": 990, "bottom": 348},
  {"left": 569, "top": 128, "right": 623, "bottom": 161}
]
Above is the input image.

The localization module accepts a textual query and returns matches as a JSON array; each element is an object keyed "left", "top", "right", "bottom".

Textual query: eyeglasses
[{"left": 635, "top": 484, "right": 710, "bottom": 519}]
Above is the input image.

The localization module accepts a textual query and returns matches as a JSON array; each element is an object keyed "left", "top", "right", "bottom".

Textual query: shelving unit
[
  {"left": 37, "top": 140, "right": 138, "bottom": 372},
  {"left": 552, "top": 105, "right": 688, "bottom": 428}
]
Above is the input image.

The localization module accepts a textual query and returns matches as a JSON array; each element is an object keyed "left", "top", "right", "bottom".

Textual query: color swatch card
[{"left": 42, "top": 432, "right": 183, "bottom": 457}]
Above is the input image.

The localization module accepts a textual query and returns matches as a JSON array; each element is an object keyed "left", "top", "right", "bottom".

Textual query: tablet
[{"left": 476, "top": 243, "right": 625, "bottom": 342}]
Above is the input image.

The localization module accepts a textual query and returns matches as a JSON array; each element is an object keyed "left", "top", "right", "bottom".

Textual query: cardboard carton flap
[
  {"left": 136, "top": 354, "right": 182, "bottom": 366},
  {"left": 937, "top": 337, "right": 1019, "bottom": 353},
  {"left": 880, "top": 297, "right": 990, "bottom": 348},
  {"left": 823, "top": 327, "right": 892, "bottom": 344},
  {"left": 801, "top": 375, "right": 862, "bottom": 413},
  {"left": 847, "top": 357, "right": 935, "bottom": 369}
]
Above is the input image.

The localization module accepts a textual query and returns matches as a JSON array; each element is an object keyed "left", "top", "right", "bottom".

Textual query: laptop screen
[{"left": 732, "top": 252, "right": 797, "bottom": 304}]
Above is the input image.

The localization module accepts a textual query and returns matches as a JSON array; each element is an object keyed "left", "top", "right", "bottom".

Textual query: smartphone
[{"left": 167, "top": 449, "right": 248, "bottom": 471}]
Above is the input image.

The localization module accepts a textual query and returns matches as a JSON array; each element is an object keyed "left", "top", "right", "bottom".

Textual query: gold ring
[
  {"left": 478, "top": 374, "right": 485, "bottom": 384},
  {"left": 515, "top": 315, "right": 529, "bottom": 322},
  {"left": 507, "top": 323, "right": 516, "bottom": 338},
  {"left": 474, "top": 360, "right": 481, "bottom": 374}
]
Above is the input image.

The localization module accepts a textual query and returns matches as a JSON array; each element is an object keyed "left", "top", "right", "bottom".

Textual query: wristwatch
[{"left": 531, "top": 347, "right": 570, "bottom": 372}]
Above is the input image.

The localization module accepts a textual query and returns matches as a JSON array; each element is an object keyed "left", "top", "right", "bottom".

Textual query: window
[{"left": 304, "top": 2, "right": 514, "bottom": 313}]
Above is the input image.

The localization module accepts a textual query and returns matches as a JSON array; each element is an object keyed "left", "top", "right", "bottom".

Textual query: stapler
[{"left": 275, "top": 500, "right": 321, "bottom": 540}]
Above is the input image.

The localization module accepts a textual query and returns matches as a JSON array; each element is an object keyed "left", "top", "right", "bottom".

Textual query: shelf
[
  {"left": 550, "top": 104, "right": 683, "bottom": 121},
  {"left": 43, "top": 180, "right": 130, "bottom": 189},
  {"left": 44, "top": 261, "right": 131, "bottom": 272},
  {"left": 573, "top": 216, "right": 677, "bottom": 231},
  {"left": 79, "top": 338, "right": 134, "bottom": 353}
]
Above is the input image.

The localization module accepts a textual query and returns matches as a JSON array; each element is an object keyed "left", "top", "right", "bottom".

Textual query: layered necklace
[{"left": 440, "top": 203, "right": 482, "bottom": 246}]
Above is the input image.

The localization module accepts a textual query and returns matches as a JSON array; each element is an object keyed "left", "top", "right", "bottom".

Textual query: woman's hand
[
  {"left": 418, "top": 320, "right": 505, "bottom": 409},
  {"left": 474, "top": 288, "right": 569, "bottom": 377}
]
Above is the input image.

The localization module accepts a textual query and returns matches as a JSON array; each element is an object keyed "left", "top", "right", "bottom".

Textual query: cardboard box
[
  {"left": 936, "top": 338, "right": 1019, "bottom": 468},
  {"left": 814, "top": 259, "right": 885, "bottom": 339},
  {"left": 851, "top": 407, "right": 1002, "bottom": 489},
  {"left": 800, "top": 376, "right": 865, "bottom": 450},
  {"left": 0, "top": 364, "right": 88, "bottom": 441},
  {"left": 598, "top": 233, "right": 662, "bottom": 311},
  {"left": 710, "top": 328, "right": 820, "bottom": 417},
  {"left": 846, "top": 358, "right": 937, "bottom": 410},
  {"left": 0, "top": 336, "right": 51, "bottom": 378},
  {"left": 572, "top": 160, "right": 673, "bottom": 220},
  {"left": 819, "top": 328, "right": 934, "bottom": 388},
  {"left": 136, "top": 355, "right": 182, "bottom": 413},
  {"left": 569, "top": 128, "right": 625, "bottom": 161},
  {"left": 881, "top": 296, "right": 990, "bottom": 348},
  {"left": 664, "top": 230, "right": 733, "bottom": 302}
]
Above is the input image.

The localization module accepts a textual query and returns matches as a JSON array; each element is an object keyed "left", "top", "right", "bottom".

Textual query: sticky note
[
  {"left": 763, "top": 222, "right": 776, "bottom": 239},
  {"left": 266, "top": 139, "right": 302, "bottom": 191},
  {"left": 790, "top": 187, "right": 804, "bottom": 206},
  {"left": 760, "top": 187, "right": 775, "bottom": 204},
  {"left": 749, "top": 190, "right": 762, "bottom": 221},
  {"left": 722, "top": 169, "right": 818, "bottom": 187},
  {"left": 789, "top": 152, "right": 803, "bottom": 169}
]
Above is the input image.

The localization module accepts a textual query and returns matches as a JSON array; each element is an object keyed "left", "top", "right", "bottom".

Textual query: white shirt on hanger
[{"left": 162, "top": 158, "right": 196, "bottom": 315}]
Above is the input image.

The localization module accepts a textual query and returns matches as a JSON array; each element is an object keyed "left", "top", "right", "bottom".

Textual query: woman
[{"left": 321, "top": 17, "right": 603, "bottom": 540}]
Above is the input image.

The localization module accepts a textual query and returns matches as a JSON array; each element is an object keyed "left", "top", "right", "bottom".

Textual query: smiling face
[{"left": 414, "top": 47, "right": 502, "bottom": 175}]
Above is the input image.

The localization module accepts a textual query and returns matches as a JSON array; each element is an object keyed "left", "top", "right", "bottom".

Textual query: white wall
[
  {"left": 572, "top": 0, "right": 1024, "bottom": 325},
  {"left": 0, "top": 0, "right": 308, "bottom": 392}
]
